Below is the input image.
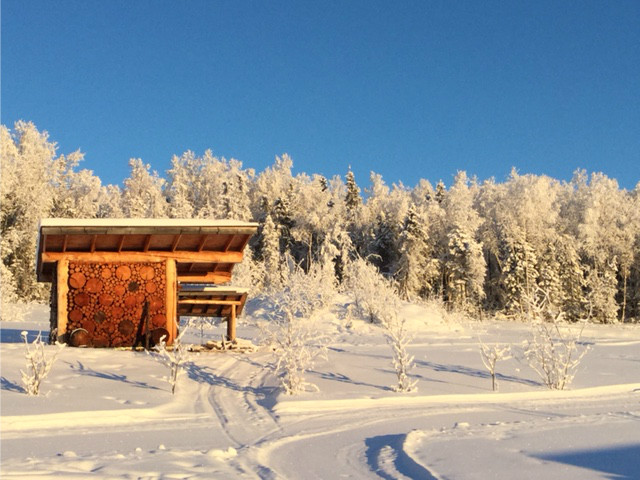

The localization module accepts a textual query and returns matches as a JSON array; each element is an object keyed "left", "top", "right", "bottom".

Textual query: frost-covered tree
[
  {"left": 122, "top": 158, "right": 168, "bottom": 218},
  {"left": 522, "top": 288, "right": 589, "bottom": 390},
  {"left": 441, "top": 172, "right": 485, "bottom": 308},
  {"left": 1, "top": 122, "right": 62, "bottom": 300},
  {"left": 478, "top": 339, "right": 511, "bottom": 391},
  {"left": 572, "top": 173, "right": 629, "bottom": 323},
  {"left": 383, "top": 310, "right": 418, "bottom": 393},
  {"left": 481, "top": 170, "right": 561, "bottom": 314},
  {"left": 500, "top": 228, "right": 539, "bottom": 314},
  {"left": 260, "top": 213, "right": 281, "bottom": 290},
  {"left": 345, "top": 169, "right": 361, "bottom": 211},
  {"left": 165, "top": 151, "right": 197, "bottom": 218},
  {"left": 260, "top": 261, "right": 333, "bottom": 395},
  {"left": 221, "top": 159, "right": 253, "bottom": 221},
  {"left": 151, "top": 330, "right": 189, "bottom": 395},
  {"left": 395, "top": 206, "right": 438, "bottom": 300},
  {"left": 272, "top": 187, "right": 296, "bottom": 256},
  {"left": 96, "top": 184, "right": 125, "bottom": 218}
]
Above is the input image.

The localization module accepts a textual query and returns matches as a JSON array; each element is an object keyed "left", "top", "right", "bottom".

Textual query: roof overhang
[{"left": 36, "top": 218, "right": 258, "bottom": 283}]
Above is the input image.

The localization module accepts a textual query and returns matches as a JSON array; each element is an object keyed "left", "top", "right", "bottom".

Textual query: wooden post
[
  {"left": 227, "top": 304, "right": 236, "bottom": 341},
  {"left": 165, "top": 259, "right": 178, "bottom": 344},
  {"left": 56, "top": 258, "right": 69, "bottom": 343}
]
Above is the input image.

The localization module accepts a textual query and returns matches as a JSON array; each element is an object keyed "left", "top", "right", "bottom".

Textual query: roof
[{"left": 36, "top": 218, "right": 258, "bottom": 283}]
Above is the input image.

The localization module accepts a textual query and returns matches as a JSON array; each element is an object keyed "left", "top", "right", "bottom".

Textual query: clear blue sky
[{"left": 2, "top": 1, "right": 639, "bottom": 189}]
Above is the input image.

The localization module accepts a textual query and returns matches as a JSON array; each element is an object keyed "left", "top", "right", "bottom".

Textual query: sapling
[
  {"left": 20, "top": 331, "right": 65, "bottom": 395},
  {"left": 383, "top": 311, "right": 418, "bottom": 393},
  {"left": 261, "top": 259, "right": 332, "bottom": 395},
  {"left": 347, "top": 257, "right": 418, "bottom": 392},
  {"left": 151, "top": 330, "right": 189, "bottom": 394},
  {"left": 478, "top": 338, "right": 511, "bottom": 391}
]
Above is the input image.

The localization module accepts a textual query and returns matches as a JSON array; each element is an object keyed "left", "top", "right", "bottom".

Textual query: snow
[
  {"left": 38, "top": 218, "right": 260, "bottom": 229},
  {"left": 2, "top": 301, "right": 640, "bottom": 479}
]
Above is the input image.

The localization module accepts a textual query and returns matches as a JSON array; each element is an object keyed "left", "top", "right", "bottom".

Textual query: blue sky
[{"left": 2, "top": 1, "right": 639, "bottom": 189}]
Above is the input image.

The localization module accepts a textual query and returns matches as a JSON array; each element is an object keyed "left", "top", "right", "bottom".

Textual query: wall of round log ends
[{"left": 65, "top": 262, "right": 168, "bottom": 347}]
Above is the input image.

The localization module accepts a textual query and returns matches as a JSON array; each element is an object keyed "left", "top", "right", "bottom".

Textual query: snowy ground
[{"left": 2, "top": 300, "right": 640, "bottom": 479}]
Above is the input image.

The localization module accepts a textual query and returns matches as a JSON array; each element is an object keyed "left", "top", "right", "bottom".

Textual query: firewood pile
[{"left": 65, "top": 262, "right": 168, "bottom": 347}]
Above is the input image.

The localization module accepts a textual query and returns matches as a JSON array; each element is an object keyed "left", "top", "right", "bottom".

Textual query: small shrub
[
  {"left": 21, "top": 331, "right": 65, "bottom": 395},
  {"left": 151, "top": 330, "right": 189, "bottom": 394}
]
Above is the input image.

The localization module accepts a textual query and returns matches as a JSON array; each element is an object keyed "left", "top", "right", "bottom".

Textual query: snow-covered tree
[
  {"left": 441, "top": 172, "right": 485, "bottom": 309},
  {"left": 478, "top": 339, "right": 511, "bottom": 391},
  {"left": 345, "top": 169, "right": 361, "bottom": 212},
  {"left": 1, "top": 122, "right": 61, "bottom": 300},
  {"left": 122, "top": 158, "right": 168, "bottom": 218},
  {"left": 260, "top": 261, "right": 333, "bottom": 395},
  {"left": 383, "top": 310, "right": 418, "bottom": 393},
  {"left": 165, "top": 151, "right": 197, "bottom": 218},
  {"left": 521, "top": 287, "right": 589, "bottom": 390},
  {"left": 395, "top": 206, "right": 438, "bottom": 300},
  {"left": 151, "top": 330, "right": 189, "bottom": 394},
  {"left": 260, "top": 213, "right": 281, "bottom": 290}
]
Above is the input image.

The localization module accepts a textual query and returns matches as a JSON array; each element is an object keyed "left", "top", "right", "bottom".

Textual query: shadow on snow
[
  {"left": 416, "top": 359, "right": 541, "bottom": 388},
  {"left": 184, "top": 361, "right": 279, "bottom": 410},
  {"left": 365, "top": 433, "right": 438, "bottom": 480},
  {"left": 1, "top": 376, "right": 25, "bottom": 393},
  {"left": 68, "top": 361, "right": 162, "bottom": 390},
  {"left": 0, "top": 328, "right": 43, "bottom": 344},
  {"left": 533, "top": 444, "right": 640, "bottom": 479}
]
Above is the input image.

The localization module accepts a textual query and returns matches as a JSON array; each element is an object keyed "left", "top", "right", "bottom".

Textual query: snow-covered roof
[
  {"left": 38, "top": 218, "right": 259, "bottom": 235},
  {"left": 179, "top": 285, "right": 250, "bottom": 295}
]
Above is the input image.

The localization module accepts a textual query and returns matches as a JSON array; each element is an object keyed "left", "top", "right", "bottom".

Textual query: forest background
[{"left": 2, "top": 120, "right": 639, "bottom": 324}]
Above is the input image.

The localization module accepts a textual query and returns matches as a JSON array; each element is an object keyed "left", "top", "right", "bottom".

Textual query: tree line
[{"left": 2, "top": 121, "right": 639, "bottom": 323}]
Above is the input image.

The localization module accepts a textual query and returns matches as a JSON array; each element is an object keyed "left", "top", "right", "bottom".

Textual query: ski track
[
  {"left": 4, "top": 356, "right": 640, "bottom": 479},
  {"left": 3, "top": 316, "right": 640, "bottom": 479}
]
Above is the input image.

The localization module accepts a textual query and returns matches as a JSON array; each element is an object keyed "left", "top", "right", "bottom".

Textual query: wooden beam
[
  {"left": 165, "top": 259, "right": 178, "bottom": 345},
  {"left": 171, "top": 234, "right": 182, "bottom": 252},
  {"left": 117, "top": 235, "right": 125, "bottom": 252},
  {"left": 238, "top": 234, "right": 251, "bottom": 253},
  {"left": 223, "top": 235, "right": 235, "bottom": 252},
  {"left": 143, "top": 234, "right": 152, "bottom": 252},
  {"left": 197, "top": 235, "right": 209, "bottom": 252},
  {"left": 177, "top": 272, "right": 232, "bottom": 284},
  {"left": 42, "top": 250, "right": 244, "bottom": 264},
  {"left": 62, "top": 234, "right": 68, "bottom": 253},
  {"left": 90, "top": 234, "right": 97, "bottom": 253},
  {"left": 227, "top": 304, "right": 236, "bottom": 341},
  {"left": 56, "top": 259, "right": 69, "bottom": 342}
]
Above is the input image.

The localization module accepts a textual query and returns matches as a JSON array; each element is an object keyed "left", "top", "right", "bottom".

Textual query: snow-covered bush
[
  {"left": 478, "top": 339, "right": 511, "bottom": 391},
  {"left": 260, "top": 261, "right": 332, "bottom": 395},
  {"left": 346, "top": 257, "right": 397, "bottom": 324},
  {"left": 522, "top": 288, "right": 589, "bottom": 390},
  {"left": 20, "top": 331, "right": 65, "bottom": 395},
  {"left": 151, "top": 330, "right": 189, "bottom": 394}
]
